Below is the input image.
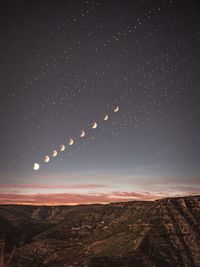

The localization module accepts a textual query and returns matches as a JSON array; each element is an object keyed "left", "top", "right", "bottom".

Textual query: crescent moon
[
  {"left": 60, "top": 144, "right": 65, "bottom": 152},
  {"left": 114, "top": 106, "right": 119, "bottom": 112},
  {"left": 80, "top": 130, "right": 85, "bottom": 138},
  {"left": 52, "top": 150, "right": 57, "bottom": 157},
  {"left": 92, "top": 122, "right": 97, "bottom": 129},
  {"left": 44, "top": 155, "right": 50, "bottom": 163},
  {"left": 33, "top": 163, "right": 40, "bottom": 171},
  {"left": 69, "top": 138, "right": 74, "bottom": 146},
  {"left": 103, "top": 114, "right": 108, "bottom": 121}
]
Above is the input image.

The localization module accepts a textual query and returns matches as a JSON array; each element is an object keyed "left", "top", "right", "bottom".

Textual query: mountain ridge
[{"left": 0, "top": 195, "right": 200, "bottom": 266}]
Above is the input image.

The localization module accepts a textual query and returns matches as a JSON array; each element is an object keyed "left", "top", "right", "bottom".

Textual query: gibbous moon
[
  {"left": 52, "top": 150, "right": 57, "bottom": 157},
  {"left": 33, "top": 163, "right": 40, "bottom": 171},
  {"left": 69, "top": 138, "right": 74, "bottom": 145},
  {"left": 44, "top": 155, "right": 50, "bottom": 163},
  {"left": 92, "top": 122, "right": 97, "bottom": 129},
  {"left": 114, "top": 106, "right": 119, "bottom": 112},
  {"left": 60, "top": 144, "right": 65, "bottom": 151},
  {"left": 80, "top": 130, "right": 85, "bottom": 138},
  {"left": 103, "top": 114, "right": 108, "bottom": 121}
]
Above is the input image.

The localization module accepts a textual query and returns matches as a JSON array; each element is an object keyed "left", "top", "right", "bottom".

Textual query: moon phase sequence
[{"left": 33, "top": 106, "right": 119, "bottom": 170}]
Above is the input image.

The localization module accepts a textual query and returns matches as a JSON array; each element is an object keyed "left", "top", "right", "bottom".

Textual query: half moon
[
  {"left": 80, "top": 130, "right": 85, "bottom": 138},
  {"left": 44, "top": 155, "right": 50, "bottom": 163},
  {"left": 60, "top": 144, "right": 65, "bottom": 152},
  {"left": 69, "top": 138, "right": 74, "bottom": 146},
  {"left": 114, "top": 105, "right": 119, "bottom": 112},
  {"left": 52, "top": 150, "right": 57, "bottom": 157},
  {"left": 92, "top": 122, "right": 97, "bottom": 129},
  {"left": 33, "top": 163, "right": 40, "bottom": 171},
  {"left": 103, "top": 114, "right": 108, "bottom": 121}
]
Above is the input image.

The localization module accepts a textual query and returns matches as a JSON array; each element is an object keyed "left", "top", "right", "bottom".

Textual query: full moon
[{"left": 33, "top": 163, "right": 40, "bottom": 171}]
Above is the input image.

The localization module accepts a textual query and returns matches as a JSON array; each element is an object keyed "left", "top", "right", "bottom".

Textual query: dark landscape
[{"left": 0, "top": 195, "right": 200, "bottom": 267}]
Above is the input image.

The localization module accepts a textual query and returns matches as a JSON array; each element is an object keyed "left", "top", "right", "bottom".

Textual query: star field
[{"left": 0, "top": 0, "right": 200, "bottom": 204}]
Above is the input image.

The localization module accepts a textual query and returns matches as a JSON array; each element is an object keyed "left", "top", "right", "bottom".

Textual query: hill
[{"left": 0, "top": 195, "right": 200, "bottom": 266}]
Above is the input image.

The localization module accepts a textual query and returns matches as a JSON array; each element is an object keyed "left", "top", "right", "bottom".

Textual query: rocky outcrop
[{"left": 0, "top": 196, "right": 199, "bottom": 266}]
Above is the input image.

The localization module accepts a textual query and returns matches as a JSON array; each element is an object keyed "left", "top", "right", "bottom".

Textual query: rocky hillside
[{"left": 0, "top": 195, "right": 200, "bottom": 267}]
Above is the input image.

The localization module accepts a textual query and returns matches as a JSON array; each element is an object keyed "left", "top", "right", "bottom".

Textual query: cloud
[
  {"left": 0, "top": 183, "right": 108, "bottom": 189},
  {"left": 0, "top": 191, "right": 162, "bottom": 205},
  {"left": 0, "top": 177, "right": 199, "bottom": 205}
]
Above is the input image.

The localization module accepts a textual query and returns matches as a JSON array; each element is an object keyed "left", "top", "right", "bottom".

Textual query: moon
[
  {"left": 69, "top": 138, "right": 74, "bottom": 145},
  {"left": 33, "top": 163, "right": 40, "bottom": 171},
  {"left": 60, "top": 144, "right": 65, "bottom": 151},
  {"left": 80, "top": 130, "right": 85, "bottom": 138},
  {"left": 92, "top": 122, "right": 97, "bottom": 129},
  {"left": 103, "top": 114, "right": 108, "bottom": 121},
  {"left": 44, "top": 155, "right": 50, "bottom": 163},
  {"left": 114, "top": 106, "right": 119, "bottom": 112},
  {"left": 52, "top": 150, "right": 57, "bottom": 157}
]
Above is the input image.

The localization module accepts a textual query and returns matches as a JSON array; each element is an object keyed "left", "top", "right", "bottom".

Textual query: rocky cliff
[{"left": 0, "top": 195, "right": 199, "bottom": 267}]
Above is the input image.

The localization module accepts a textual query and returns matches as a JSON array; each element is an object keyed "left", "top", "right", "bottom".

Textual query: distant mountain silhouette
[{"left": 0, "top": 195, "right": 200, "bottom": 266}]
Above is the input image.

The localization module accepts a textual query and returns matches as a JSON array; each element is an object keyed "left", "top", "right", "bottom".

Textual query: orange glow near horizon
[{"left": 0, "top": 191, "right": 188, "bottom": 206}]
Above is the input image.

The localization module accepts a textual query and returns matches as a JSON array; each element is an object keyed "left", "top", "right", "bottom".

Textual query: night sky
[{"left": 0, "top": 0, "right": 200, "bottom": 205}]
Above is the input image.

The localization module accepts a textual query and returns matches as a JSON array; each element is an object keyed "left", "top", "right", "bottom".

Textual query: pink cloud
[{"left": 0, "top": 191, "right": 165, "bottom": 205}]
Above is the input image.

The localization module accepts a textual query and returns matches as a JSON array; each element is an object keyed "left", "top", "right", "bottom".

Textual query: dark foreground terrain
[{"left": 0, "top": 196, "right": 200, "bottom": 267}]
